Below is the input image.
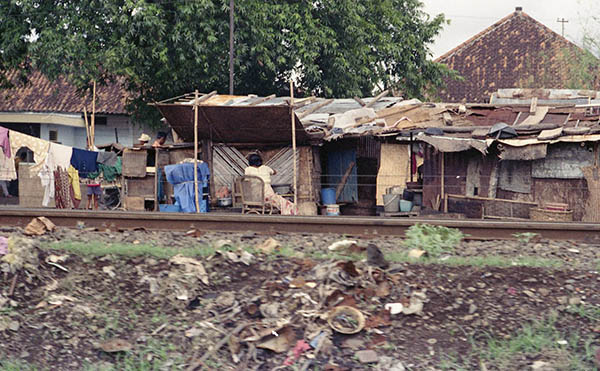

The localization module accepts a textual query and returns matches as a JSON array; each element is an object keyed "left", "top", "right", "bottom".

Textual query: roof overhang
[
  {"left": 155, "top": 104, "right": 311, "bottom": 145},
  {"left": 0, "top": 112, "right": 85, "bottom": 127}
]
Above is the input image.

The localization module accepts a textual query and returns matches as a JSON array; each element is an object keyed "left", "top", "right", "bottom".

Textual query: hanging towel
[
  {"left": 39, "top": 158, "right": 55, "bottom": 207},
  {"left": 0, "top": 127, "right": 10, "bottom": 158},
  {"left": 67, "top": 165, "right": 81, "bottom": 201},
  {"left": 70, "top": 148, "right": 98, "bottom": 178},
  {"left": 48, "top": 142, "right": 73, "bottom": 170},
  {"left": 9, "top": 130, "right": 50, "bottom": 174},
  {"left": 54, "top": 168, "right": 74, "bottom": 209},
  {"left": 0, "top": 150, "right": 16, "bottom": 181},
  {"left": 97, "top": 151, "right": 118, "bottom": 167}
]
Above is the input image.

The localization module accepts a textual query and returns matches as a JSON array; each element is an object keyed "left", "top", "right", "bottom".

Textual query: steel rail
[{"left": 0, "top": 207, "right": 599, "bottom": 240}]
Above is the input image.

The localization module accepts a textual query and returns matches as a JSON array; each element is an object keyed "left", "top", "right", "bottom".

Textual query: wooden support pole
[
  {"left": 440, "top": 151, "right": 445, "bottom": 212},
  {"left": 290, "top": 81, "right": 298, "bottom": 209},
  {"left": 248, "top": 94, "right": 276, "bottom": 106},
  {"left": 335, "top": 161, "right": 355, "bottom": 200},
  {"left": 83, "top": 107, "right": 90, "bottom": 150},
  {"left": 91, "top": 80, "right": 96, "bottom": 149},
  {"left": 365, "top": 89, "right": 389, "bottom": 108},
  {"left": 154, "top": 149, "right": 159, "bottom": 212},
  {"left": 297, "top": 99, "right": 334, "bottom": 119},
  {"left": 194, "top": 90, "right": 200, "bottom": 213}
]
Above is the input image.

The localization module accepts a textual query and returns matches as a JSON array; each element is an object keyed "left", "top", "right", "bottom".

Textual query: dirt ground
[{"left": 1, "top": 226, "right": 599, "bottom": 370}]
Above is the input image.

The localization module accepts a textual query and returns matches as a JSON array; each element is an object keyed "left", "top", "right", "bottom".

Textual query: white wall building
[{"left": 0, "top": 71, "right": 158, "bottom": 148}]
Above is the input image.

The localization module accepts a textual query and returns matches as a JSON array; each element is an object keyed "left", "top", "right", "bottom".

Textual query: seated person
[
  {"left": 244, "top": 154, "right": 297, "bottom": 215},
  {"left": 153, "top": 132, "right": 168, "bottom": 147}
]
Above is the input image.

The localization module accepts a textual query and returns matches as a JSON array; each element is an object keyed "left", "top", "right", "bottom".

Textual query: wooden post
[
  {"left": 440, "top": 152, "right": 445, "bottom": 213},
  {"left": 83, "top": 107, "right": 90, "bottom": 150},
  {"left": 194, "top": 90, "right": 200, "bottom": 213},
  {"left": 410, "top": 132, "right": 413, "bottom": 183},
  {"left": 290, "top": 81, "right": 298, "bottom": 208},
  {"left": 91, "top": 80, "right": 96, "bottom": 149},
  {"left": 154, "top": 149, "right": 159, "bottom": 212}
]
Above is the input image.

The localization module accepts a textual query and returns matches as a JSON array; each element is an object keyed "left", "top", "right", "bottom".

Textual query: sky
[{"left": 421, "top": 0, "right": 596, "bottom": 59}]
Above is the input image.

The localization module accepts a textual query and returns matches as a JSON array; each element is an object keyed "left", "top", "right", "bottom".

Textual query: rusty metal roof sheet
[{"left": 156, "top": 103, "right": 311, "bottom": 145}]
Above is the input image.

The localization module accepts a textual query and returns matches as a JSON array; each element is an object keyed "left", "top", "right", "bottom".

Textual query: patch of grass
[
  {"left": 0, "top": 358, "right": 38, "bottom": 371},
  {"left": 41, "top": 241, "right": 215, "bottom": 259},
  {"left": 476, "top": 315, "right": 596, "bottom": 370},
  {"left": 82, "top": 340, "right": 183, "bottom": 371},
  {"left": 385, "top": 252, "right": 563, "bottom": 268},
  {"left": 403, "top": 224, "right": 464, "bottom": 258},
  {"left": 566, "top": 304, "right": 600, "bottom": 322}
]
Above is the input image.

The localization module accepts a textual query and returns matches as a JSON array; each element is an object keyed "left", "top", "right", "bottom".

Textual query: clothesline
[{"left": 0, "top": 126, "right": 122, "bottom": 208}]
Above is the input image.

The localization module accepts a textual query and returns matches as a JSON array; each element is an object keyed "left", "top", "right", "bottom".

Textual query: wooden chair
[{"left": 235, "top": 176, "right": 273, "bottom": 215}]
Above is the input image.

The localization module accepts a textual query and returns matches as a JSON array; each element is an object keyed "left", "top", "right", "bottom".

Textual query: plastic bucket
[
  {"left": 325, "top": 204, "right": 340, "bottom": 216},
  {"left": 399, "top": 200, "right": 413, "bottom": 212},
  {"left": 321, "top": 188, "right": 337, "bottom": 205},
  {"left": 383, "top": 193, "right": 400, "bottom": 213}
]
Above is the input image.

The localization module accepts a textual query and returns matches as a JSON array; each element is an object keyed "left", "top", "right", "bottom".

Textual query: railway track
[{"left": 1, "top": 207, "right": 599, "bottom": 241}]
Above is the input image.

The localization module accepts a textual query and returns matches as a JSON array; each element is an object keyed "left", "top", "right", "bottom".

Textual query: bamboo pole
[
  {"left": 440, "top": 152, "right": 445, "bottom": 212},
  {"left": 290, "top": 81, "right": 298, "bottom": 209},
  {"left": 193, "top": 90, "right": 200, "bottom": 213},
  {"left": 83, "top": 106, "right": 90, "bottom": 150},
  {"left": 91, "top": 80, "right": 96, "bottom": 149}
]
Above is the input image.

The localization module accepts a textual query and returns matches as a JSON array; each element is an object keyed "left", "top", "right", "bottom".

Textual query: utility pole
[
  {"left": 229, "top": 0, "right": 234, "bottom": 95},
  {"left": 557, "top": 18, "right": 568, "bottom": 37}
]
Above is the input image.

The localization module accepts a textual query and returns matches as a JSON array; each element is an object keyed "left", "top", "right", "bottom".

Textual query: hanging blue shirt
[{"left": 70, "top": 148, "right": 99, "bottom": 178}]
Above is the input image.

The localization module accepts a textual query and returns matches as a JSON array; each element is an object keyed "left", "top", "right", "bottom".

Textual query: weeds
[
  {"left": 403, "top": 224, "right": 464, "bottom": 258},
  {"left": 42, "top": 241, "right": 215, "bottom": 259},
  {"left": 384, "top": 252, "right": 563, "bottom": 268}
]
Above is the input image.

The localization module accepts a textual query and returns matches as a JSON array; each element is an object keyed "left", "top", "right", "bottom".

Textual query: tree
[{"left": 1, "top": 0, "right": 453, "bottom": 125}]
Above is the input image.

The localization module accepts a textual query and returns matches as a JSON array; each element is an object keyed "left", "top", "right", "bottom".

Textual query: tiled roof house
[
  {"left": 0, "top": 71, "right": 150, "bottom": 148},
  {"left": 435, "top": 7, "right": 598, "bottom": 103}
]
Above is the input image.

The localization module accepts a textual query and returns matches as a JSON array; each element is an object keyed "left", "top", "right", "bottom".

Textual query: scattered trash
[
  {"left": 366, "top": 244, "right": 389, "bottom": 269},
  {"left": 256, "top": 238, "right": 280, "bottom": 254},
  {"left": 408, "top": 249, "right": 426, "bottom": 259},
  {"left": 222, "top": 249, "right": 254, "bottom": 266},
  {"left": 1, "top": 237, "right": 38, "bottom": 274},
  {"left": 309, "top": 331, "right": 327, "bottom": 348},
  {"left": 0, "top": 236, "right": 7, "bottom": 255},
  {"left": 327, "top": 240, "right": 358, "bottom": 251},
  {"left": 283, "top": 340, "right": 311, "bottom": 366},
  {"left": 355, "top": 349, "right": 379, "bottom": 364},
  {"left": 384, "top": 303, "right": 404, "bottom": 315},
  {"left": 328, "top": 306, "right": 365, "bottom": 334},
  {"left": 102, "top": 266, "right": 116, "bottom": 278},
  {"left": 556, "top": 339, "right": 568, "bottom": 345},
  {"left": 98, "top": 338, "right": 133, "bottom": 353},
  {"left": 256, "top": 326, "right": 295, "bottom": 353},
  {"left": 169, "top": 254, "right": 209, "bottom": 285},
  {"left": 24, "top": 217, "right": 56, "bottom": 236},
  {"left": 185, "top": 229, "right": 204, "bottom": 238}
]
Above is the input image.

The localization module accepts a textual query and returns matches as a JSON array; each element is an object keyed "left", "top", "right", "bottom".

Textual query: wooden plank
[
  {"left": 335, "top": 161, "right": 355, "bottom": 200},
  {"left": 192, "top": 90, "right": 217, "bottom": 105},
  {"left": 365, "top": 89, "right": 389, "bottom": 108},
  {"left": 447, "top": 193, "right": 538, "bottom": 205},
  {"left": 529, "top": 97, "right": 538, "bottom": 113},
  {"left": 293, "top": 96, "right": 316, "bottom": 109},
  {"left": 354, "top": 97, "right": 366, "bottom": 107},
  {"left": 248, "top": 94, "right": 276, "bottom": 106},
  {"left": 297, "top": 99, "right": 334, "bottom": 119}
]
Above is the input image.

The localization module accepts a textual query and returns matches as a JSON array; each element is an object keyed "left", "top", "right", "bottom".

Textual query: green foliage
[
  {"left": 402, "top": 223, "right": 464, "bottom": 257},
  {"left": 1, "top": 0, "right": 453, "bottom": 125}
]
